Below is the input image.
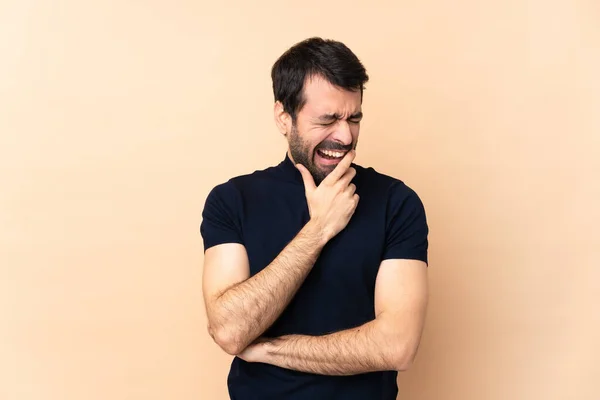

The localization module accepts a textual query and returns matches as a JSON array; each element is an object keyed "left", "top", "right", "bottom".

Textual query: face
[{"left": 280, "top": 75, "right": 363, "bottom": 184}]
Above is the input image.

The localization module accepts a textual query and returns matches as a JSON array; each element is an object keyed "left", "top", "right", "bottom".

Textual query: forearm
[
  {"left": 209, "top": 221, "right": 326, "bottom": 354},
  {"left": 260, "top": 318, "right": 404, "bottom": 375}
]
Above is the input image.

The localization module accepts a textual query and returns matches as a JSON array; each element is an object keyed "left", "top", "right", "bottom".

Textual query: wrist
[
  {"left": 263, "top": 336, "right": 288, "bottom": 357},
  {"left": 304, "top": 219, "right": 330, "bottom": 247}
]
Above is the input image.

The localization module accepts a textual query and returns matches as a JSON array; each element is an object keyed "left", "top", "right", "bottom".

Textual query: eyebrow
[{"left": 317, "top": 112, "right": 363, "bottom": 122}]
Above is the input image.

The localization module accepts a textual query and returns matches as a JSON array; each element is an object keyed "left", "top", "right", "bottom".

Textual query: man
[{"left": 200, "top": 37, "right": 429, "bottom": 399}]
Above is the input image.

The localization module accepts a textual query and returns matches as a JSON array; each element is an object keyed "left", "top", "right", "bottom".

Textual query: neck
[{"left": 286, "top": 149, "right": 297, "bottom": 165}]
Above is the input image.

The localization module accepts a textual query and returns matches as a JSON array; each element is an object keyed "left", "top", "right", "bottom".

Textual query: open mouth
[{"left": 316, "top": 149, "right": 347, "bottom": 160}]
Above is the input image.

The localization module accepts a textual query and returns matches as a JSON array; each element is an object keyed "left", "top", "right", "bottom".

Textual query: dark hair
[{"left": 271, "top": 37, "right": 369, "bottom": 121}]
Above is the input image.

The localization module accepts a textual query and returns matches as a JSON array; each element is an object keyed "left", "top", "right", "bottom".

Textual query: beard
[{"left": 288, "top": 124, "right": 355, "bottom": 185}]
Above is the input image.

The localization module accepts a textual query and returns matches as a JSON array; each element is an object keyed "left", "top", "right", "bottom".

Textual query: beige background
[{"left": 1, "top": 0, "right": 599, "bottom": 399}]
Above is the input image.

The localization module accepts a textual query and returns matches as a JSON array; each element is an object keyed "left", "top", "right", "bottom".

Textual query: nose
[{"left": 330, "top": 120, "right": 353, "bottom": 146}]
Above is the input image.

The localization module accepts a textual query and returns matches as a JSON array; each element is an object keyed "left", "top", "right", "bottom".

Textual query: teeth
[{"left": 322, "top": 150, "right": 345, "bottom": 158}]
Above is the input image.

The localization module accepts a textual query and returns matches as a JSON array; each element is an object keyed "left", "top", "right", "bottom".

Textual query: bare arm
[
  {"left": 203, "top": 150, "right": 359, "bottom": 355},
  {"left": 203, "top": 222, "right": 325, "bottom": 355},
  {"left": 238, "top": 259, "right": 428, "bottom": 375}
]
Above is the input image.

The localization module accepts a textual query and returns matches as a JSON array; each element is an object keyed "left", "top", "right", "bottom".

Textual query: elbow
[
  {"left": 219, "top": 339, "right": 245, "bottom": 357},
  {"left": 378, "top": 320, "right": 420, "bottom": 371},
  {"left": 393, "top": 353, "right": 414, "bottom": 372},
  {"left": 209, "top": 325, "right": 246, "bottom": 356},
  {"left": 392, "top": 344, "right": 419, "bottom": 372}
]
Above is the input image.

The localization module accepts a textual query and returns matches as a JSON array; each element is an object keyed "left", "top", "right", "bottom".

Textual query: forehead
[{"left": 300, "top": 75, "right": 362, "bottom": 116}]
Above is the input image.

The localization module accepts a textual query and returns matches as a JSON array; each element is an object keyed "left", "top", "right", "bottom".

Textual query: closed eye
[
  {"left": 319, "top": 120, "right": 337, "bottom": 126},
  {"left": 316, "top": 112, "right": 362, "bottom": 126},
  {"left": 348, "top": 112, "right": 363, "bottom": 124}
]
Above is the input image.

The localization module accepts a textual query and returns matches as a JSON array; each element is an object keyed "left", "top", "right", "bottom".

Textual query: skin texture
[{"left": 202, "top": 74, "right": 428, "bottom": 374}]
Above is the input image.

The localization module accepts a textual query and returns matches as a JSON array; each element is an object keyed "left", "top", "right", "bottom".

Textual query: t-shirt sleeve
[
  {"left": 382, "top": 182, "right": 429, "bottom": 264},
  {"left": 200, "top": 182, "right": 244, "bottom": 252}
]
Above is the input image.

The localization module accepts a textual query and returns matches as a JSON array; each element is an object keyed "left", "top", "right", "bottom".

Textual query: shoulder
[
  {"left": 204, "top": 164, "right": 280, "bottom": 205},
  {"left": 228, "top": 165, "right": 280, "bottom": 190},
  {"left": 357, "top": 164, "right": 429, "bottom": 262},
  {"left": 354, "top": 163, "right": 423, "bottom": 205}
]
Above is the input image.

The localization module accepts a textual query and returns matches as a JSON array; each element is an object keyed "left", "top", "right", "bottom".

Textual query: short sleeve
[
  {"left": 200, "top": 182, "right": 244, "bottom": 252},
  {"left": 382, "top": 182, "right": 429, "bottom": 264}
]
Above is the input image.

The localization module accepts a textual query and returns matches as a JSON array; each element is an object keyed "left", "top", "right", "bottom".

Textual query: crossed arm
[
  {"left": 202, "top": 221, "right": 326, "bottom": 355},
  {"left": 202, "top": 231, "right": 428, "bottom": 375},
  {"left": 237, "top": 258, "right": 428, "bottom": 375}
]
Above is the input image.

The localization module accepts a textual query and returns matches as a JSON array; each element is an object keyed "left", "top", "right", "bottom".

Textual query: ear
[{"left": 274, "top": 101, "right": 292, "bottom": 136}]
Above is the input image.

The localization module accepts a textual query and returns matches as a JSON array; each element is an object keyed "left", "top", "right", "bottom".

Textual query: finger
[
  {"left": 323, "top": 150, "right": 356, "bottom": 184},
  {"left": 344, "top": 183, "right": 356, "bottom": 196},
  {"left": 296, "top": 163, "right": 316, "bottom": 193},
  {"left": 337, "top": 167, "right": 357, "bottom": 188},
  {"left": 347, "top": 194, "right": 360, "bottom": 218}
]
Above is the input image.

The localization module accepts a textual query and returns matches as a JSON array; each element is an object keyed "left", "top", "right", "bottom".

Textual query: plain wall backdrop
[{"left": 1, "top": 1, "right": 599, "bottom": 399}]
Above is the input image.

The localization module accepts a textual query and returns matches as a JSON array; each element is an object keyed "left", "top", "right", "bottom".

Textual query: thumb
[{"left": 296, "top": 163, "right": 316, "bottom": 193}]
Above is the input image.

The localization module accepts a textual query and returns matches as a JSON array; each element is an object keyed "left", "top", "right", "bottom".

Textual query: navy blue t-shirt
[{"left": 200, "top": 154, "right": 428, "bottom": 400}]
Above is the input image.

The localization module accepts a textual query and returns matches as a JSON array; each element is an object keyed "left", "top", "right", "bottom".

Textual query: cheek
[{"left": 308, "top": 127, "right": 332, "bottom": 148}]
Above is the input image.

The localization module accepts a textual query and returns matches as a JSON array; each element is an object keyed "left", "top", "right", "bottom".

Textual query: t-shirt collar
[{"left": 277, "top": 152, "right": 304, "bottom": 184}]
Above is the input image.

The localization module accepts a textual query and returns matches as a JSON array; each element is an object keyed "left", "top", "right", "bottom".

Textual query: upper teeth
[{"left": 322, "top": 150, "right": 345, "bottom": 158}]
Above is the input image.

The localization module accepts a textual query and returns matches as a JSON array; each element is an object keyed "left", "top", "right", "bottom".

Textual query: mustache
[{"left": 316, "top": 142, "right": 353, "bottom": 152}]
